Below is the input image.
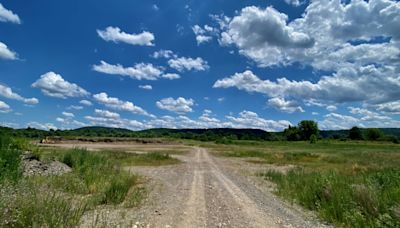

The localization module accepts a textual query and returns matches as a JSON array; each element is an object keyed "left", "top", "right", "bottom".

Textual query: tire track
[
  {"left": 199, "top": 148, "right": 279, "bottom": 227},
  {"left": 181, "top": 149, "right": 207, "bottom": 227},
  {"left": 86, "top": 146, "right": 327, "bottom": 227}
]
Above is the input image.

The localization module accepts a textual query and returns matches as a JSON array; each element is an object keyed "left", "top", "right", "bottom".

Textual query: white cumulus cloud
[
  {"left": 139, "top": 85, "right": 152, "bottom": 90},
  {"left": 151, "top": 50, "right": 177, "bottom": 59},
  {"left": 226, "top": 110, "right": 292, "bottom": 132},
  {"left": 94, "top": 109, "right": 120, "bottom": 119},
  {"left": 0, "top": 100, "right": 11, "bottom": 113},
  {"left": 93, "top": 92, "right": 153, "bottom": 117},
  {"left": 0, "top": 3, "right": 21, "bottom": 24},
  {"left": 168, "top": 57, "right": 209, "bottom": 72},
  {"left": 156, "top": 97, "right": 195, "bottom": 113},
  {"left": 284, "top": 0, "right": 303, "bottom": 7},
  {"left": 97, "top": 26, "right": 154, "bottom": 46},
  {"left": 268, "top": 97, "right": 304, "bottom": 113},
  {"left": 214, "top": 68, "right": 400, "bottom": 106},
  {"left": 62, "top": 111, "right": 75, "bottom": 118},
  {"left": 192, "top": 25, "right": 215, "bottom": 45},
  {"left": 32, "top": 72, "right": 89, "bottom": 99},
  {"left": 0, "top": 84, "right": 39, "bottom": 105},
  {"left": 161, "top": 73, "right": 180, "bottom": 80},
  {"left": 79, "top": 100, "right": 92, "bottom": 106},
  {"left": 0, "top": 42, "right": 18, "bottom": 60},
  {"left": 93, "top": 61, "right": 163, "bottom": 80}
]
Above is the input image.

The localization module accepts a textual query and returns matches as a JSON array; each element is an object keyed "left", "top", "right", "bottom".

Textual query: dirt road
[{"left": 81, "top": 147, "right": 327, "bottom": 227}]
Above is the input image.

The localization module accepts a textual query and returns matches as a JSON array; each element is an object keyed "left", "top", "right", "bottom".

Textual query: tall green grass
[
  {"left": 0, "top": 134, "right": 87, "bottom": 227},
  {"left": 211, "top": 141, "right": 400, "bottom": 227},
  {"left": 0, "top": 133, "right": 26, "bottom": 183},
  {"left": 0, "top": 134, "right": 144, "bottom": 227},
  {"left": 0, "top": 181, "right": 86, "bottom": 227},
  {"left": 48, "top": 148, "right": 138, "bottom": 206},
  {"left": 264, "top": 169, "right": 400, "bottom": 227}
]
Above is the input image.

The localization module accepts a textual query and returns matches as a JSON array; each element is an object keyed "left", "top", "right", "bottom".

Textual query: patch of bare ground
[
  {"left": 79, "top": 147, "right": 329, "bottom": 227},
  {"left": 39, "top": 141, "right": 191, "bottom": 153}
]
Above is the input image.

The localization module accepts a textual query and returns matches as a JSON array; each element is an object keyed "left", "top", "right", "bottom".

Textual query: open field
[
  {"left": 206, "top": 140, "right": 400, "bottom": 227},
  {"left": 2, "top": 136, "right": 400, "bottom": 227}
]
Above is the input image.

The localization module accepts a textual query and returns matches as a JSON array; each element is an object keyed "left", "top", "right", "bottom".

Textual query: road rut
[{"left": 81, "top": 147, "right": 327, "bottom": 227}]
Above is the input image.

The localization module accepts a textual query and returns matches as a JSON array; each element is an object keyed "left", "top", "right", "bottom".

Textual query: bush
[
  {"left": 348, "top": 126, "right": 363, "bottom": 140},
  {"left": 366, "top": 128, "right": 383, "bottom": 141},
  {"left": 284, "top": 120, "right": 319, "bottom": 141},
  {"left": 283, "top": 126, "right": 301, "bottom": 141},
  {"left": 310, "top": 134, "right": 318, "bottom": 144},
  {"left": 298, "top": 120, "right": 319, "bottom": 141}
]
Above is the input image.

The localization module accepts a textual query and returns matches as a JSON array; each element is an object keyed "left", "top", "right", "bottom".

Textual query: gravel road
[{"left": 80, "top": 147, "right": 329, "bottom": 228}]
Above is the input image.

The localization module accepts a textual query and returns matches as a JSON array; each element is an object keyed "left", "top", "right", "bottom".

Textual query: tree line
[{"left": 0, "top": 121, "right": 399, "bottom": 144}]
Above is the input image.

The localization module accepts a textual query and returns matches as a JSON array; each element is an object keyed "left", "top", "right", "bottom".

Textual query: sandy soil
[
  {"left": 77, "top": 146, "right": 329, "bottom": 228},
  {"left": 40, "top": 142, "right": 190, "bottom": 152}
]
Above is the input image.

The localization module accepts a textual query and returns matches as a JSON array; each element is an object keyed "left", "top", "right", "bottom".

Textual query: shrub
[
  {"left": 284, "top": 120, "right": 319, "bottom": 141},
  {"left": 366, "top": 128, "right": 383, "bottom": 141},
  {"left": 298, "top": 120, "right": 319, "bottom": 141},
  {"left": 283, "top": 126, "right": 301, "bottom": 141},
  {"left": 310, "top": 134, "right": 318, "bottom": 144},
  {"left": 348, "top": 126, "right": 363, "bottom": 140}
]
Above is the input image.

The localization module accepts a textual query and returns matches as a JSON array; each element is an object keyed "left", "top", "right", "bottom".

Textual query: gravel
[
  {"left": 79, "top": 147, "right": 331, "bottom": 228},
  {"left": 21, "top": 152, "right": 72, "bottom": 177}
]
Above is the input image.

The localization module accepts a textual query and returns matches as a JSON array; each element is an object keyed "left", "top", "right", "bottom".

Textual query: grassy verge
[
  {"left": 112, "top": 151, "right": 180, "bottom": 166},
  {"left": 264, "top": 169, "right": 400, "bottom": 227},
  {"left": 0, "top": 180, "right": 87, "bottom": 227},
  {"left": 1, "top": 133, "right": 179, "bottom": 226},
  {"left": 210, "top": 140, "right": 400, "bottom": 227},
  {"left": 47, "top": 148, "right": 139, "bottom": 207}
]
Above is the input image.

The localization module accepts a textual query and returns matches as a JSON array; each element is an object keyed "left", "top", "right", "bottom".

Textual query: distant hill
[
  {"left": 138, "top": 128, "right": 273, "bottom": 141},
  {"left": 320, "top": 128, "right": 400, "bottom": 139},
  {"left": 1, "top": 125, "right": 400, "bottom": 141}
]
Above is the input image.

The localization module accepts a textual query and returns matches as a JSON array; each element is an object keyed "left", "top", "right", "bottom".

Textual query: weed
[
  {"left": 263, "top": 169, "right": 400, "bottom": 227},
  {"left": 211, "top": 140, "right": 400, "bottom": 227},
  {"left": 0, "top": 180, "right": 87, "bottom": 227},
  {"left": 0, "top": 133, "right": 22, "bottom": 183}
]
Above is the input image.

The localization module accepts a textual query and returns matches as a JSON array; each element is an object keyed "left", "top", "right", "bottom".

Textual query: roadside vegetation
[
  {"left": 211, "top": 138, "right": 400, "bottom": 227},
  {"left": 0, "top": 131, "right": 178, "bottom": 227},
  {"left": 2, "top": 121, "right": 400, "bottom": 227},
  {"left": 1, "top": 122, "right": 399, "bottom": 143}
]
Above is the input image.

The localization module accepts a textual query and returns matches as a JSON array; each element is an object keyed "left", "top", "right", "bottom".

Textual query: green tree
[
  {"left": 348, "top": 126, "right": 363, "bottom": 140},
  {"left": 366, "top": 128, "right": 383, "bottom": 141},
  {"left": 298, "top": 120, "right": 319, "bottom": 140},
  {"left": 283, "top": 126, "right": 301, "bottom": 141}
]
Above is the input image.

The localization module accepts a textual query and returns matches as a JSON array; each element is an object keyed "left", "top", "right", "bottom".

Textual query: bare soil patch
[{"left": 80, "top": 147, "right": 328, "bottom": 227}]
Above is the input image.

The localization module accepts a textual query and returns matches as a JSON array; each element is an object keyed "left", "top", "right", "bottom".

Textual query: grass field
[
  {"left": 207, "top": 140, "right": 400, "bottom": 227},
  {"left": 0, "top": 135, "right": 180, "bottom": 227}
]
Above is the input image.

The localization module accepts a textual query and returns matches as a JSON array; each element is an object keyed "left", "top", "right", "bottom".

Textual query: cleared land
[
  {"left": 2, "top": 138, "right": 399, "bottom": 227},
  {"left": 79, "top": 145, "right": 325, "bottom": 227}
]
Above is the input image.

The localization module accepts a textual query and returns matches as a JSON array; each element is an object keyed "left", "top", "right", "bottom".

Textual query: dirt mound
[{"left": 21, "top": 152, "right": 72, "bottom": 177}]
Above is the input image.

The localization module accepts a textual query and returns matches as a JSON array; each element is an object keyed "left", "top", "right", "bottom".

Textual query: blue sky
[{"left": 0, "top": 0, "right": 400, "bottom": 131}]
